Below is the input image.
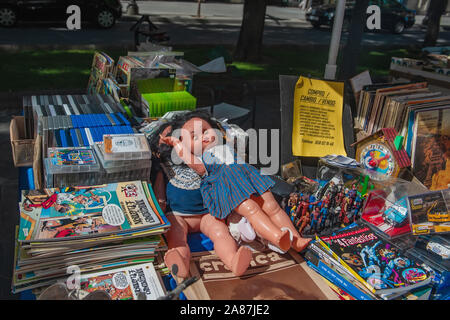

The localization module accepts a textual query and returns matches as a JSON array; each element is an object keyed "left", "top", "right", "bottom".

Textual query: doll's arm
[{"left": 160, "top": 135, "right": 207, "bottom": 177}]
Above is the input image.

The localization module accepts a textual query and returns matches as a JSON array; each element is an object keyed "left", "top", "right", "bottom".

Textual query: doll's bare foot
[
  {"left": 164, "top": 248, "right": 191, "bottom": 278},
  {"left": 291, "top": 236, "right": 312, "bottom": 252},
  {"left": 271, "top": 229, "right": 291, "bottom": 252},
  {"left": 230, "top": 246, "right": 253, "bottom": 276}
]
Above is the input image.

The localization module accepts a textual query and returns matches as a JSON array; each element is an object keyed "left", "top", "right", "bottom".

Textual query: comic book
[
  {"left": 74, "top": 262, "right": 165, "bottom": 300},
  {"left": 18, "top": 181, "right": 170, "bottom": 243},
  {"left": 316, "top": 224, "right": 432, "bottom": 297},
  {"left": 87, "top": 52, "right": 114, "bottom": 94}
]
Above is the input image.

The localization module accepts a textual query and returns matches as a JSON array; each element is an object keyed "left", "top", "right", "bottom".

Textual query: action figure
[
  {"left": 319, "top": 204, "right": 329, "bottom": 230},
  {"left": 296, "top": 210, "right": 311, "bottom": 235},
  {"left": 309, "top": 207, "right": 321, "bottom": 232}
]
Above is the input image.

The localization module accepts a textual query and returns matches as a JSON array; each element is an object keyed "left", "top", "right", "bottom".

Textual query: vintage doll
[
  {"left": 160, "top": 112, "right": 311, "bottom": 275},
  {"left": 150, "top": 112, "right": 255, "bottom": 278}
]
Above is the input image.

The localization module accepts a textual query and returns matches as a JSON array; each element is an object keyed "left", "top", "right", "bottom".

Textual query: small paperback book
[
  {"left": 76, "top": 262, "right": 165, "bottom": 300},
  {"left": 316, "top": 224, "right": 432, "bottom": 297}
]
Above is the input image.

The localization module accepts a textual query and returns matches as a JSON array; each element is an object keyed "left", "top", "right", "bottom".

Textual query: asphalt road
[
  {"left": 1, "top": 1, "right": 450, "bottom": 48},
  {"left": 1, "top": 18, "right": 450, "bottom": 48}
]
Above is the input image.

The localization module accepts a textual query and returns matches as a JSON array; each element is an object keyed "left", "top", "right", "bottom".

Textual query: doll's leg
[
  {"left": 254, "top": 191, "right": 311, "bottom": 252},
  {"left": 200, "top": 214, "right": 252, "bottom": 276},
  {"left": 235, "top": 199, "right": 291, "bottom": 252},
  {"left": 164, "top": 214, "right": 192, "bottom": 278}
]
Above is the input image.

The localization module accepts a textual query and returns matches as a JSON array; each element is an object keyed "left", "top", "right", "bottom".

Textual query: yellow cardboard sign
[{"left": 292, "top": 76, "right": 347, "bottom": 157}]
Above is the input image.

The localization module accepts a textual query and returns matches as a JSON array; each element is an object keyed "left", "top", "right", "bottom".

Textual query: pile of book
[
  {"left": 355, "top": 81, "right": 450, "bottom": 191},
  {"left": 304, "top": 222, "right": 437, "bottom": 300},
  {"left": 12, "top": 180, "right": 170, "bottom": 298},
  {"left": 44, "top": 133, "right": 152, "bottom": 188}
]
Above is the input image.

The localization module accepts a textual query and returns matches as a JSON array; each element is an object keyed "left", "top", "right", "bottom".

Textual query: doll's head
[
  {"left": 150, "top": 111, "right": 223, "bottom": 161},
  {"left": 180, "top": 116, "right": 219, "bottom": 156}
]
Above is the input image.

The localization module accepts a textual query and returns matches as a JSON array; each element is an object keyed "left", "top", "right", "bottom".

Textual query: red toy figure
[{"left": 296, "top": 212, "right": 311, "bottom": 235}]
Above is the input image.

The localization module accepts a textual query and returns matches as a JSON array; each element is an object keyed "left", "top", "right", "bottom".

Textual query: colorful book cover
[
  {"left": 407, "top": 189, "right": 450, "bottom": 235},
  {"left": 76, "top": 262, "right": 165, "bottom": 300},
  {"left": 305, "top": 249, "right": 374, "bottom": 300},
  {"left": 410, "top": 107, "right": 450, "bottom": 191},
  {"left": 18, "top": 181, "right": 169, "bottom": 242},
  {"left": 48, "top": 147, "right": 96, "bottom": 166},
  {"left": 316, "top": 224, "right": 432, "bottom": 295}
]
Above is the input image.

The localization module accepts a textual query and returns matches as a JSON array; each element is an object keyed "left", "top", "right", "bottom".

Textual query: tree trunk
[
  {"left": 197, "top": 0, "right": 202, "bottom": 17},
  {"left": 423, "top": 0, "right": 448, "bottom": 47},
  {"left": 233, "top": 0, "right": 268, "bottom": 62},
  {"left": 339, "top": 0, "right": 370, "bottom": 81}
]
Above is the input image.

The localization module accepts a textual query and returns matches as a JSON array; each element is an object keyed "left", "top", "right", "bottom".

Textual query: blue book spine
[
  {"left": 109, "top": 113, "right": 120, "bottom": 126},
  {"left": 54, "top": 130, "right": 62, "bottom": 147},
  {"left": 70, "top": 115, "right": 77, "bottom": 128},
  {"left": 79, "top": 128, "right": 89, "bottom": 146},
  {"left": 92, "top": 127, "right": 101, "bottom": 142},
  {"left": 405, "top": 110, "right": 415, "bottom": 157},
  {"left": 101, "top": 114, "right": 109, "bottom": 127},
  {"left": 59, "top": 129, "right": 67, "bottom": 147},
  {"left": 70, "top": 129, "right": 79, "bottom": 147},
  {"left": 116, "top": 112, "right": 130, "bottom": 126},
  {"left": 306, "top": 260, "right": 373, "bottom": 300}
]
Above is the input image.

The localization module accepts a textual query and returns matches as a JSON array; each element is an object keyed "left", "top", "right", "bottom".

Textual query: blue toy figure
[{"left": 319, "top": 204, "right": 328, "bottom": 229}]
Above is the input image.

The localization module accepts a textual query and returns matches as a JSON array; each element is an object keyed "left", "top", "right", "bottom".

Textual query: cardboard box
[{"left": 10, "top": 116, "right": 35, "bottom": 167}]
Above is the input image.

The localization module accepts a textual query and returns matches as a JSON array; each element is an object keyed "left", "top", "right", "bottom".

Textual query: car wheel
[
  {"left": 392, "top": 20, "right": 405, "bottom": 34},
  {"left": 0, "top": 7, "right": 17, "bottom": 27},
  {"left": 96, "top": 9, "right": 115, "bottom": 29},
  {"left": 311, "top": 22, "right": 321, "bottom": 29}
]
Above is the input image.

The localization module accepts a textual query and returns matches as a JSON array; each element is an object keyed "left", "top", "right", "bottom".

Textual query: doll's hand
[
  {"left": 159, "top": 135, "right": 181, "bottom": 147},
  {"left": 159, "top": 135, "right": 184, "bottom": 158}
]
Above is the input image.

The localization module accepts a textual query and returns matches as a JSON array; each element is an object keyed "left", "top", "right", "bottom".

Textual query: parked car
[
  {"left": 305, "top": 0, "right": 416, "bottom": 34},
  {"left": 0, "top": 0, "right": 122, "bottom": 28}
]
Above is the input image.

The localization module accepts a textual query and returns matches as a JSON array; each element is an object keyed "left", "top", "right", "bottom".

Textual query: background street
[{"left": 0, "top": 1, "right": 450, "bottom": 48}]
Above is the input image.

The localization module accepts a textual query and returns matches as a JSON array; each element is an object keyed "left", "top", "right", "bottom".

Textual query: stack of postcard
[{"left": 12, "top": 180, "right": 170, "bottom": 295}]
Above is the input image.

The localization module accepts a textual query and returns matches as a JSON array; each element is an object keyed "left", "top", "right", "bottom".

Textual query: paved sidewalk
[{"left": 120, "top": 0, "right": 450, "bottom": 26}]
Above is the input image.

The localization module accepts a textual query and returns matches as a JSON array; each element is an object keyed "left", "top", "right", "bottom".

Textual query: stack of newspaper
[{"left": 12, "top": 180, "right": 170, "bottom": 298}]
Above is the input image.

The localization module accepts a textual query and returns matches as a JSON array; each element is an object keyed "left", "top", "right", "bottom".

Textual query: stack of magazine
[
  {"left": 12, "top": 180, "right": 170, "bottom": 296},
  {"left": 304, "top": 222, "right": 434, "bottom": 300}
]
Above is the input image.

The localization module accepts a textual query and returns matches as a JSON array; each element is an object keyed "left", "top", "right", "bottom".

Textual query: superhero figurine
[
  {"left": 319, "top": 204, "right": 329, "bottom": 230},
  {"left": 296, "top": 210, "right": 311, "bottom": 235},
  {"left": 310, "top": 207, "right": 321, "bottom": 232}
]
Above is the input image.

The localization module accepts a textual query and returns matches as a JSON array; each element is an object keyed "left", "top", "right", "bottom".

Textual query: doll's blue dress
[{"left": 200, "top": 144, "right": 275, "bottom": 219}]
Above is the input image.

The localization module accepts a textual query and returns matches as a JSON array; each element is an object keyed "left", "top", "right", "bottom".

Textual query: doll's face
[{"left": 181, "top": 117, "right": 218, "bottom": 156}]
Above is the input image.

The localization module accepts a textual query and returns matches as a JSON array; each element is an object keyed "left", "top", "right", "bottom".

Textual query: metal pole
[
  {"left": 324, "top": 0, "right": 346, "bottom": 80},
  {"left": 127, "top": 0, "right": 139, "bottom": 15}
]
